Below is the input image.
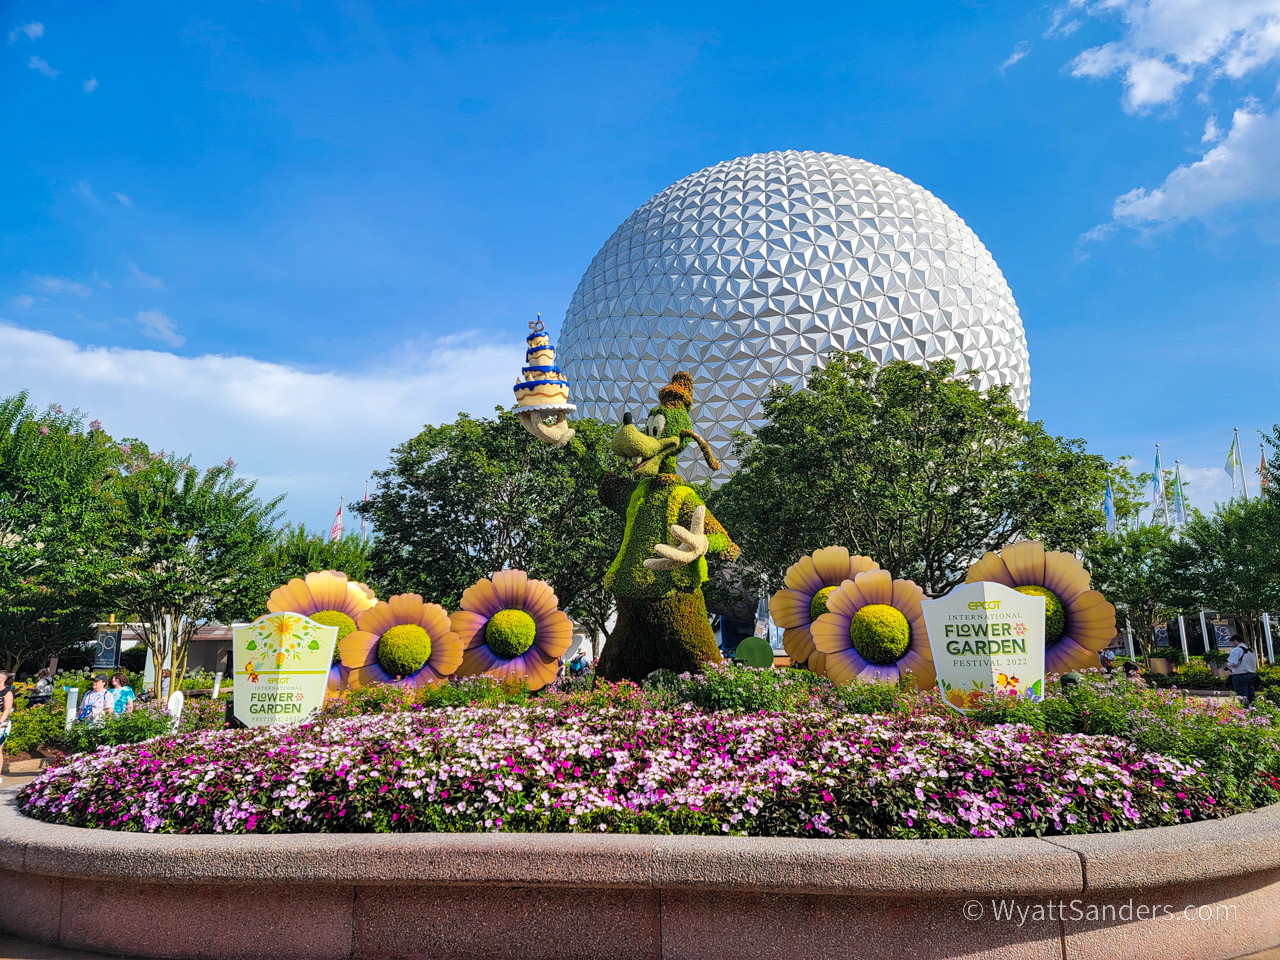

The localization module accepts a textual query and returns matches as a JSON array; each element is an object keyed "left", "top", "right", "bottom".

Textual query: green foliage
[
  {"left": 1016, "top": 585, "right": 1066, "bottom": 642},
  {"left": 265, "top": 524, "right": 373, "bottom": 588},
  {"left": 359, "top": 409, "right": 620, "bottom": 639},
  {"left": 597, "top": 593, "right": 721, "bottom": 681},
  {"left": 485, "top": 609, "right": 536, "bottom": 659},
  {"left": 0, "top": 393, "right": 126, "bottom": 673},
  {"left": 710, "top": 354, "right": 1108, "bottom": 596},
  {"left": 4, "top": 698, "right": 66, "bottom": 755},
  {"left": 809, "top": 585, "right": 836, "bottom": 621},
  {"left": 61, "top": 705, "right": 175, "bottom": 753},
  {"left": 1084, "top": 524, "right": 1178, "bottom": 656},
  {"left": 104, "top": 453, "right": 284, "bottom": 698},
  {"left": 732, "top": 635, "right": 774, "bottom": 668},
  {"left": 377, "top": 624, "right": 431, "bottom": 676}
]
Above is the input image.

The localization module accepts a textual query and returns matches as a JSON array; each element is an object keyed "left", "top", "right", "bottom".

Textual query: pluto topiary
[{"left": 377, "top": 623, "right": 432, "bottom": 677}]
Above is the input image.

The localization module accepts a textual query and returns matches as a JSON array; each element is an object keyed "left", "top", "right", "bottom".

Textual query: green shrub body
[{"left": 809, "top": 586, "right": 836, "bottom": 622}]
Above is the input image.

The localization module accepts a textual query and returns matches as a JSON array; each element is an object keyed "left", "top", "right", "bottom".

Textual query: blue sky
[{"left": 3, "top": 1, "right": 1279, "bottom": 528}]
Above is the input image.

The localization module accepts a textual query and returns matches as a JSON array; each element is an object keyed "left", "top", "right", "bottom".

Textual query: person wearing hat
[
  {"left": 1226, "top": 635, "right": 1259, "bottom": 706},
  {"left": 77, "top": 674, "right": 114, "bottom": 724}
]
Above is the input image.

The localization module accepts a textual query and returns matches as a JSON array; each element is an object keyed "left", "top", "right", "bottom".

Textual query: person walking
[
  {"left": 0, "top": 670, "right": 15, "bottom": 782},
  {"left": 1226, "top": 635, "right": 1259, "bottom": 706}
]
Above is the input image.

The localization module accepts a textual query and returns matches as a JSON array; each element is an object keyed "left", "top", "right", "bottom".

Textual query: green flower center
[
  {"left": 377, "top": 623, "right": 432, "bottom": 677},
  {"left": 310, "top": 610, "right": 358, "bottom": 664},
  {"left": 810, "top": 586, "right": 837, "bottom": 622},
  {"left": 1016, "top": 585, "right": 1065, "bottom": 643},
  {"left": 486, "top": 609, "right": 537, "bottom": 659},
  {"left": 848, "top": 603, "right": 910, "bottom": 664}
]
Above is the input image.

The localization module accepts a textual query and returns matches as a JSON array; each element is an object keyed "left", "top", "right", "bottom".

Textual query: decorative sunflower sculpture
[
  {"left": 266, "top": 570, "right": 378, "bottom": 695},
  {"left": 811, "top": 569, "right": 935, "bottom": 689},
  {"left": 768, "top": 547, "right": 881, "bottom": 675},
  {"left": 965, "top": 541, "right": 1117, "bottom": 674},
  {"left": 450, "top": 570, "right": 573, "bottom": 692},
  {"left": 338, "top": 593, "right": 463, "bottom": 690}
]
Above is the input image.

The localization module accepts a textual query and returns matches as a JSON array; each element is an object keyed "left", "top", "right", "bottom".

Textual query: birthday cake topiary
[{"left": 514, "top": 317, "right": 575, "bottom": 410}]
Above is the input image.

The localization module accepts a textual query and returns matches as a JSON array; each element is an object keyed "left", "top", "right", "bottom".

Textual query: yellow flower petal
[
  {"left": 523, "top": 578, "right": 560, "bottom": 622},
  {"left": 965, "top": 552, "right": 1014, "bottom": 587},
  {"left": 427, "top": 628, "right": 463, "bottom": 678},
  {"left": 824, "top": 649, "right": 861, "bottom": 686},
  {"left": 460, "top": 577, "right": 502, "bottom": 618},
  {"left": 897, "top": 649, "right": 935, "bottom": 689},
  {"left": 450, "top": 610, "right": 489, "bottom": 648},
  {"left": 811, "top": 546, "right": 852, "bottom": 587},
  {"left": 854, "top": 569, "right": 893, "bottom": 606},
  {"left": 1042, "top": 552, "right": 1092, "bottom": 607},
  {"left": 1047, "top": 637, "right": 1101, "bottom": 674},
  {"left": 782, "top": 626, "right": 816, "bottom": 664},
  {"left": 811, "top": 612, "right": 852, "bottom": 655},
  {"left": 356, "top": 601, "right": 397, "bottom": 637},
  {"left": 826, "top": 580, "right": 863, "bottom": 617},
  {"left": 458, "top": 643, "right": 501, "bottom": 676},
  {"left": 387, "top": 592, "right": 424, "bottom": 626},
  {"left": 533, "top": 609, "right": 573, "bottom": 660},
  {"left": 891, "top": 578, "right": 925, "bottom": 627},
  {"left": 769, "top": 589, "right": 813, "bottom": 629},
  {"left": 1001, "top": 541, "right": 1046, "bottom": 587},
  {"left": 419, "top": 602, "right": 453, "bottom": 643},
  {"left": 848, "top": 554, "right": 880, "bottom": 578},
  {"left": 492, "top": 569, "right": 529, "bottom": 611},
  {"left": 338, "top": 630, "right": 379, "bottom": 668},
  {"left": 808, "top": 650, "right": 828, "bottom": 677},
  {"left": 304, "top": 571, "right": 348, "bottom": 613},
  {"left": 783, "top": 556, "right": 824, "bottom": 596}
]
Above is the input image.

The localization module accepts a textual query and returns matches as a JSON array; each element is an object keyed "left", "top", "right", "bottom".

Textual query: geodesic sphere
[{"left": 559, "top": 150, "right": 1030, "bottom": 482}]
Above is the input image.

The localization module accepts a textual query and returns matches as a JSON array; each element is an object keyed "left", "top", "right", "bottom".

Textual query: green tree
[
  {"left": 1164, "top": 497, "right": 1280, "bottom": 652},
  {"left": 0, "top": 393, "right": 123, "bottom": 673},
  {"left": 1084, "top": 524, "right": 1177, "bottom": 656},
  {"left": 265, "top": 525, "right": 374, "bottom": 588},
  {"left": 104, "top": 455, "right": 284, "bottom": 697},
  {"left": 357, "top": 409, "right": 621, "bottom": 641},
  {"left": 710, "top": 354, "right": 1108, "bottom": 596}
]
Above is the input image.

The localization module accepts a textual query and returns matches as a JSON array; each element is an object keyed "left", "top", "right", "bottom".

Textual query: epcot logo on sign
[
  {"left": 232, "top": 612, "right": 338, "bottom": 727},
  {"left": 922, "top": 582, "right": 1046, "bottom": 714}
]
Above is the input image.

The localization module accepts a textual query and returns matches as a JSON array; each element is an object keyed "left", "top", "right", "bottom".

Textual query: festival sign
[
  {"left": 922, "top": 581, "right": 1046, "bottom": 714},
  {"left": 233, "top": 612, "right": 337, "bottom": 727}
]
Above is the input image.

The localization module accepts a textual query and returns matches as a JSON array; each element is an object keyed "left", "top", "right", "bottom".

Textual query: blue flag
[
  {"left": 1103, "top": 478, "right": 1116, "bottom": 533},
  {"left": 1153, "top": 447, "right": 1167, "bottom": 525},
  {"left": 1173, "top": 464, "right": 1187, "bottom": 526}
]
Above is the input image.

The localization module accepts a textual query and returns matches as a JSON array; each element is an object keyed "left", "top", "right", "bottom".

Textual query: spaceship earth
[{"left": 558, "top": 150, "right": 1031, "bottom": 482}]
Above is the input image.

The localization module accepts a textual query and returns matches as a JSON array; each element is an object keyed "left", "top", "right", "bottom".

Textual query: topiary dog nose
[{"left": 622, "top": 412, "right": 633, "bottom": 425}]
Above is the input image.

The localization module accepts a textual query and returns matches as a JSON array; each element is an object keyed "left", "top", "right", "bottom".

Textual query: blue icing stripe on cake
[
  {"left": 523, "top": 365, "right": 560, "bottom": 375},
  {"left": 513, "top": 378, "right": 569, "bottom": 394},
  {"left": 526, "top": 345, "right": 555, "bottom": 359}
]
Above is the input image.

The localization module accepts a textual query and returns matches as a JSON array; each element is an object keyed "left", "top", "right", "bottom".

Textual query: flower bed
[{"left": 19, "top": 701, "right": 1231, "bottom": 838}]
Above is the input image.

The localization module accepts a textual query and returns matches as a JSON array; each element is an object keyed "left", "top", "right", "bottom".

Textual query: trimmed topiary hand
[{"left": 644, "top": 505, "right": 708, "bottom": 571}]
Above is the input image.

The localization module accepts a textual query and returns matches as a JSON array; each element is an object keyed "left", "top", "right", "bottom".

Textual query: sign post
[
  {"left": 922, "top": 581, "right": 1046, "bottom": 714},
  {"left": 232, "top": 612, "right": 337, "bottom": 728}
]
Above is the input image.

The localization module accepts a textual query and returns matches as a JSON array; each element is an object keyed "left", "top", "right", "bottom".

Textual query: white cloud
[
  {"left": 8, "top": 22, "right": 43, "bottom": 43},
  {"left": 10, "top": 295, "right": 34, "bottom": 309},
  {"left": 1111, "top": 105, "right": 1280, "bottom": 226},
  {"left": 28, "top": 55, "right": 57, "bottom": 78},
  {"left": 114, "top": 191, "right": 132, "bottom": 206},
  {"left": 1000, "top": 41, "right": 1030, "bottom": 74},
  {"left": 73, "top": 179, "right": 95, "bottom": 201},
  {"left": 0, "top": 322, "right": 517, "bottom": 526},
  {"left": 83, "top": 77, "right": 98, "bottom": 93},
  {"left": 129, "top": 263, "right": 163, "bottom": 289},
  {"left": 1202, "top": 114, "right": 1222, "bottom": 142},
  {"left": 31, "top": 275, "right": 91, "bottom": 298},
  {"left": 134, "top": 310, "right": 183, "bottom": 347},
  {"left": 1046, "top": 8, "right": 1082, "bottom": 38},
  {"left": 1062, "top": 0, "right": 1280, "bottom": 111}
]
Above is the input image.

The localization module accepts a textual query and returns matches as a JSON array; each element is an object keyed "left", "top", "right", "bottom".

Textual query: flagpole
[
  {"left": 361, "top": 479, "right": 369, "bottom": 541},
  {"left": 1173, "top": 459, "right": 1183, "bottom": 527},
  {"left": 1237, "top": 428, "right": 1249, "bottom": 500},
  {"left": 1156, "top": 443, "right": 1170, "bottom": 526}
]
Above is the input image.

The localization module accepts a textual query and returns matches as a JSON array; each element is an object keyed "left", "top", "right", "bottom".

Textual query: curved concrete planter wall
[{"left": 1, "top": 797, "right": 1278, "bottom": 960}]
